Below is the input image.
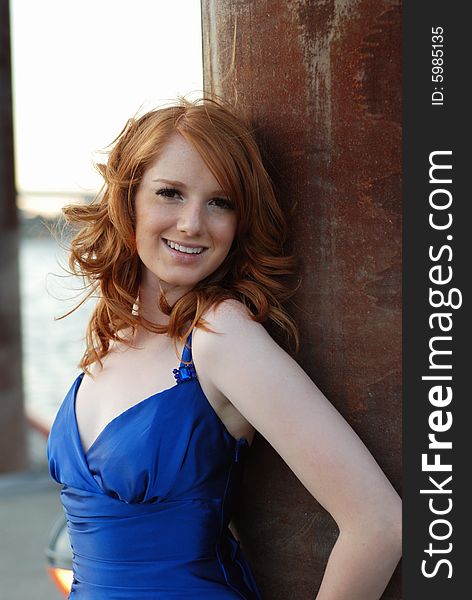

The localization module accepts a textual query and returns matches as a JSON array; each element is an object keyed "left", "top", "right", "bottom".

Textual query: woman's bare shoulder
[
  {"left": 192, "top": 298, "right": 274, "bottom": 370},
  {"left": 207, "top": 297, "right": 250, "bottom": 316},
  {"left": 199, "top": 298, "right": 259, "bottom": 332},
  {"left": 192, "top": 298, "right": 269, "bottom": 359}
]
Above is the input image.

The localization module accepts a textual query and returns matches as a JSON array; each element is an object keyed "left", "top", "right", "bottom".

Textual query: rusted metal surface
[
  {"left": 202, "top": 1, "right": 401, "bottom": 597},
  {"left": 0, "top": 0, "right": 27, "bottom": 473}
]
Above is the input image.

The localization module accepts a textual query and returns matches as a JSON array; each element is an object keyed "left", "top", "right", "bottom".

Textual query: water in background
[{"left": 19, "top": 218, "right": 93, "bottom": 426}]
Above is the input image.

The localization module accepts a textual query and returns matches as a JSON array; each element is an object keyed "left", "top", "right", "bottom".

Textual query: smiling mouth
[{"left": 163, "top": 238, "right": 207, "bottom": 255}]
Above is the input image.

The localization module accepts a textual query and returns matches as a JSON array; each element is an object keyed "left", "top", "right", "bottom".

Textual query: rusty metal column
[
  {"left": 202, "top": 1, "right": 401, "bottom": 598},
  {"left": 0, "top": 0, "right": 27, "bottom": 473}
]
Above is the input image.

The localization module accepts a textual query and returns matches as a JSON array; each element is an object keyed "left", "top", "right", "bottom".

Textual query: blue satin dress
[{"left": 47, "top": 333, "right": 263, "bottom": 599}]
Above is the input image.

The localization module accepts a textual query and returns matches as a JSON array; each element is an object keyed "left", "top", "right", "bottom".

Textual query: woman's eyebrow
[
  {"left": 152, "top": 178, "right": 186, "bottom": 186},
  {"left": 152, "top": 178, "right": 227, "bottom": 196}
]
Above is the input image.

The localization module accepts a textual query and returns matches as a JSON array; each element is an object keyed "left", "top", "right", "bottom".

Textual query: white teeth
[{"left": 165, "top": 240, "right": 204, "bottom": 254}]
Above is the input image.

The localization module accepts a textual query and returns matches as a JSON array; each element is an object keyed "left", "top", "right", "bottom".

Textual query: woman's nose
[{"left": 177, "top": 200, "right": 204, "bottom": 236}]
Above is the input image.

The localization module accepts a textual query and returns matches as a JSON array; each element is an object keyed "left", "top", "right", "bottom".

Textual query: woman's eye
[
  {"left": 210, "top": 197, "right": 234, "bottom": 210},
  {"left": 156, "top": 187, "right": 181, "bottom": 199}
]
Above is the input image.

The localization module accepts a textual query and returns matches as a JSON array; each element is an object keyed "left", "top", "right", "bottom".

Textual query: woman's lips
[{"left": 161, "top": 238, "right": 208, "bottom": 263}]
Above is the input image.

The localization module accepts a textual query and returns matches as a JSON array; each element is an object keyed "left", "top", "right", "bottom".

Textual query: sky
[{"left": 10, "top": 0, "right": 203, "bottom": 211}]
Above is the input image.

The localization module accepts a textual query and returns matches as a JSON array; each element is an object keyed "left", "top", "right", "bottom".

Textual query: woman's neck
[{"left": 136, "top": 279, "right": 191, "bottom": 326}]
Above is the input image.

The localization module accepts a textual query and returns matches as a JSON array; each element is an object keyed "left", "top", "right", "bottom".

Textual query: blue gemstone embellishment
[{"left": 173, "top": 363, "right": 197, "bottom": 385}]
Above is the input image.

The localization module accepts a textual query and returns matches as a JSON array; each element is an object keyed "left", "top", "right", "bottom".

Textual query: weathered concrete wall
[
  {"left": 0, "top": 0, "right": 27, "bottom": 473},
  {"left": 202, "top": 1, "right": 401, "bottom": 597}
]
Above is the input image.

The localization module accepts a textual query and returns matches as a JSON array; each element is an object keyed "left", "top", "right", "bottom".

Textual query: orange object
[{"left": 47, "top": 566, "right": 73, "bottom": 597}]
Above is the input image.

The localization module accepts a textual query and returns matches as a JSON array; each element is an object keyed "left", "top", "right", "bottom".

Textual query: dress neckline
[
  {"left": 73, "top": 372, "right": 186, "bottom": 457},
  {"left": 72, "top": 372, "right": 249, "bottom": 461},
  {"left": 72, "top": 330, "right": 249, "bottom": 459}
]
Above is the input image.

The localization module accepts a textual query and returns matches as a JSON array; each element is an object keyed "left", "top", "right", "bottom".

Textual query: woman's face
[{"left": 134, "top": 132, "right": 238, "bottom": 300}]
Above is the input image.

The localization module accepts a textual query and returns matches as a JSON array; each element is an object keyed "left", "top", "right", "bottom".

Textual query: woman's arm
[{"left": 193, "top": 299, "right": 401, "bottom": 600}]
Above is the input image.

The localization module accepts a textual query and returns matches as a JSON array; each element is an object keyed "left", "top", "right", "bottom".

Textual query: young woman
[{"left": 47, "top": 97, "right": 401, "bottom": 599}]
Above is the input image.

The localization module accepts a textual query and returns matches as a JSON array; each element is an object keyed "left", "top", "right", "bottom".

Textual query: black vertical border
[{"left": 404, "top": 2, "right": 469, "bottom": 598}]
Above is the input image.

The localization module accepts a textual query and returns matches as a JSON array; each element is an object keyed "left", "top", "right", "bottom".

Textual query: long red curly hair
[{"left": 58, "top": 96, "right": 299, "bottom": 375}]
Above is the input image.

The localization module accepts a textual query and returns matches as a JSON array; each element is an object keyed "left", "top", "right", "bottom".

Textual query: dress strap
[{"left": 172, "top": 331, "right": 197, "bottom": 385}]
